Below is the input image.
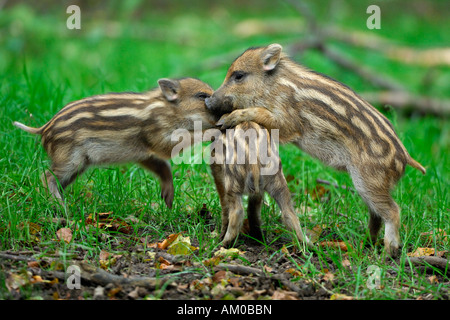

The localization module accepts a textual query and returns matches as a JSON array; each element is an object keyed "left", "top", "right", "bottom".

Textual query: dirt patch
[{"left": 1, "top": 229, "right": 449, "bottom": 300}]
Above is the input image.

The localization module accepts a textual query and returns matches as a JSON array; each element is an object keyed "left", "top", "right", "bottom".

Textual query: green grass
[{"left": 1, "top": 1, "right": 449, "bottom": 300}]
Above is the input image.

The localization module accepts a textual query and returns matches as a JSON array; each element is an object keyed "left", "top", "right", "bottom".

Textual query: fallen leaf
[
  {"left": 407, "top": 247, "right": 435, "bottom": 257},
  {"left": 19, "top": 221, "right": 41, "bottom": 235},
  {"left": 203, "top": 256, "right": 223, "bottom": 267},
  {"left": 319, "top": 240, "right": 352, "bottom": 251},
  {"left": 285, "top": 268, "right": 303, "bottom": 277},
  {"left": 211, "top": 283, "right": 227, "bottom": 296},
  {"left": 31, "top": 275, "right": 58, "bottom": 285},
  {"left": 30, "top": 275, "right": 44, "bottom": 284},
  {"left": 27, "top": 261, "right": 40, "bottom": 268},
  {"left": 330, "top": 293, "right": 354, "bottom": 300},
  {"left": 263, "top": 265, "right": 273, "bottom": 273},
  {"left": 156, "top": 256, "right": 172, "bottom": 269},
  {"left": 214, "top": 247, "right": 245, "bottom": 259},
  {"left": 99, "top": 250, "right": 112, "bottom": 261},
  {"left": 85, "top": 212, "right": 132, "bottom": 234},
  {"left": 128, "top": 287, "right": 140, "bottom": 299},
  {"left": 107, "top": 286, "right": 122, "bottom": 298},
  {"left": 56, "top": 228, "right": 72, "bottom": 243},
  {"left": 420, "top": 229, "right": 448, "bottom": 246},
  {"left": 167, "top": 234, "right": 198, "bottom": 255},
  {"left": 308, "top": 224, "right": 327, "bottom": 243},
  {"left": 281, "top": 245, "right": 290, "bottom": 255},
  {"left": 322, "top": 270, "right": 335, "bottom": 282},
  {"left": 99, "top": 250, "right": 122, "bottom": 269},
  {"left": 305, "top": 185, "right": 329, "bottom": 201},
  {"left": 5, "top": 271, "right": 32, "bottom": 292},
  {"left": 155, "top": 233, "right": 182, "bottom": 250},
  {"left": 342, "top": 259, "right": 352, "bottom": 268},
  {"left": 271, "top": 289, "right": 299, "bottom": 300},
  {"left": 428, "top": 275, "right": 439, "bottom": 285},
  {"left": 212, "top": 270, "right": 229, "bottom": 284}
]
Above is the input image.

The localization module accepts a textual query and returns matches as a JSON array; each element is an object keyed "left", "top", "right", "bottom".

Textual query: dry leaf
[
  {"left": 5, "top": 271, "right": 32, "bottom": 292},
  {"left": 305, "top": 185, "right": 329, "bottom": 201},
  {"left": 99, "top": 250, "right": 112, "bottom": 261},
  {"left": 330, "top": 293, "right": 354, "bottom": 300},
  {"left": 85, "top": 212, "right": 132, "bottom": 234},
  {"left": 211, "top": 283, "right": 228, "bottom": 296},
  {"left": 19, "top": 221, "right": 41, "bottom": 234},
  {"left": 309, "top": 224, "right": 327, "bottom": 243},
  {"left": 428, "top": 275, "right": 439, "bottom": 285},
  {"left": 167, "top": 234, "right": 198, "bottom": 255},
  {"left": 99, "top": 250, "right": 122, "bottom": 269},
  {"left": 156, "top": 256, "right": 172, "bottom": 269},
  {"left": 56, "top": 228, "right": 72, "bottom": 243},
  {"left": 285, "top": 268, "right": 303, "bottom": 277},
  {"left": 407, "top": 247, "right": 435, "bottom": 257},
  {"left": 27, "top": 261, "right": 40, "bottom": 268},
  {"left": 281, "top": 245, "right": 290, "bottom": 255},
  {"left": 214, "top": 247, "right": 245, "bottom": 259},
  {"left": 30, "top": 275, "right": 44, "bottom": 284},
  {"left": 420, "top": 229, "right": 448, "bottom": 246},
  {"left": 342, "top": 259, "right": 352, "bottom": 268},
  {"left": 271, "top": 289, "right": 299, "bottom": 300},
  {"left": 157, "top": 233, "right": 182, "bottom": 250},
  {"left": 263, "top": 265, "right": 273, "bottom": 273},
  {"left": 319, "top": 240, "right": 352, "bottom": 251},
  {"left": 203, "top": 256, "right": 223, "bottom": 267},
  {"left": 322, "top": 270, "right": 335, "bottom": 282}
]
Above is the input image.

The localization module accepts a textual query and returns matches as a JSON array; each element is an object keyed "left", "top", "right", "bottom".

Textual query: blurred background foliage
[
  {"left": 0, "top": 0, "right": 449, "bottom": 167},
  {"left": 1, "top": 0, "right": 449, "bottom": 96}
]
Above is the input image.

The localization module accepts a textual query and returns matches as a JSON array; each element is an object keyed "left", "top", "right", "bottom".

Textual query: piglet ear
[
  {"left": 158, "top": 78, "right": 180, "bottom": 102},
  {"left": 260, "top": 43, "right": 282, "bottom": 71}
]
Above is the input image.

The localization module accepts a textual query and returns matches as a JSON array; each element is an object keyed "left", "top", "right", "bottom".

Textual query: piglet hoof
[
  {"left": 216, "top": 110, "right": 246, "bottom": 130},
  {"left": 248, "top": 229, "right": 264, "bottom": 243},
  {"left": 385, "top": 240, "right": 401, "bottom": 259},
  {"left": 161, "top": 185, "right": 174, "bottom": 209}
]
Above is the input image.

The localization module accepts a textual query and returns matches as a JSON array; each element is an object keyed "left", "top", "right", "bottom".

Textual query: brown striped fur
[
  {"left": 210, "top": 121, "right": 310, "bottom": 247},
  {"left": 206, "top": 44, "right": 426, "bottom": 257},
  {"left": 14, "top": 78, "right": 215, "bottom": 208}
]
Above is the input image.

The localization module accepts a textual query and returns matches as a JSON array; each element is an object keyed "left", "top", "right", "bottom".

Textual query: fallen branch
[
  {"left": 362, "top": 91, "right": 450, "bottom": 117},
  {"left": 215, "top": 263, "right": 265, "bottom": 277},
  {"left": 408, "top": 256, "right": 450, "bottom": 274},
  {"left": 0, "top": 252, "right": 37, "bottom": 262},
  {"left": 0, "top": 252, "right": 174, "bottom": 289},
  {"left": 319, "top": 45, "right": 406, "bottom": 92},
  {"left": 327, "top": 27, "right": 450, "bottom": 67},
  {"left": 284, "top": 0, "right": 447, "bottom": 116}
]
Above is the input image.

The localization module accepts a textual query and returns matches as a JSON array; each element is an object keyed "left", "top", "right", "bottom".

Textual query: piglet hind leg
[
  {"left": 41, "top": 170, "right": 65, "bottom": 206},
  {"left": 140, "top": 156, "right": 174, "bottom": 209},
  {"left": 267, "top": 176, "right": 312, "bottom": 249},
  {"left": 220, "top": 195, "right": 245, "bottom": 248},
  {"left": 247, "top": 194, "right": 264, "bottom": 242},
  {"left": 366, "top": 197, "right": 401, "bottom": 258},
  {"left": 210, "top": 163, "right": 229, "bottom": 241},
  {"left": 350, "top": 169, "right": 402, "bottom": 258},
  {"left": 41, "top": 163, "right": 86, "bottom": 207}
]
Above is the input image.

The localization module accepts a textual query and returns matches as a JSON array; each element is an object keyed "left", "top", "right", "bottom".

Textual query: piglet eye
[
  {"left": 232, "top": 71, "right": 247, "bottom": 82},
  {"left": 195, "top": 92, "right": 210, "bottom": 101}
]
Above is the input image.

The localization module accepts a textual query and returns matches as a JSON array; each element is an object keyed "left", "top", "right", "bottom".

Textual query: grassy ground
[{"left": 0, "top": 1, "right": 449, "bottom": 300}]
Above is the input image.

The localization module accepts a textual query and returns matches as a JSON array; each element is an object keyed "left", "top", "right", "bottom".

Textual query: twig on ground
[
  {"left": 215, "top": 263, "right": 265, "bottom": 277},
  {"left": 408, "top": 256, "right": 450, "bottom": 275}
]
